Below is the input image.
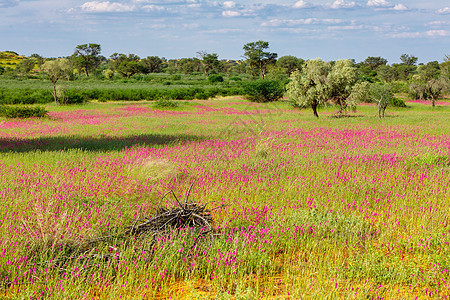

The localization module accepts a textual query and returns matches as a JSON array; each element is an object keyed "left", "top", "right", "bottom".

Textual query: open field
[{"left": 0, "top": 97, "right": 449, "bottom": 299}]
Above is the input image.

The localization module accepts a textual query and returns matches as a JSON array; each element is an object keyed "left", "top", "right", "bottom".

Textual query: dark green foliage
[
  {"left": 63, "top": 89, "right": 85, "bottom": 104},
  {"left": 229, "top": 76, "right": 242, "bottom": 81},
  {"left": 153, "top": 98, "right": 179, "bottom": 109},
  {"left": 0, "top": 88, "right": 52, "bottom": 104},
  {"left": 242, "top": 79, "right": 283, "bottom": 103},
  {"left": 208, "top": 74, "right": 224, "bottom": 83},
  {"left": 390, "top": 97, "right": 406, "bottom": 107},
  {"left": 0, "top": 105, "right": 48, "bottom": 118}
]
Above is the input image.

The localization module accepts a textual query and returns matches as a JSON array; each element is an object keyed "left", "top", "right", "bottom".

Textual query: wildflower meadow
[{"left": 0, "top": 97, "right": 449, "bottom": 299}]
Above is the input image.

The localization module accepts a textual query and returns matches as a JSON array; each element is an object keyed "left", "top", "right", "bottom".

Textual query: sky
[{"left": 0, "top": 0, "right": 449, "bottom": 64}]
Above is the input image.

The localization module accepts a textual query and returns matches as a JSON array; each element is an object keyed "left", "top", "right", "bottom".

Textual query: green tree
[
  {"left": 197, "top": 51, "right": 223, "bottom": 78},
  {"left": 243, "top": 41, "right": 277, "bottom": 79},
  {"left": 349, "top": 82, "right": 394, "bottom": 118},
  {"left": 41, "top": 58, "right": 72, "bottom": 104},
  {"left": 140, "top": 56, "right": 163, "bottom": 73},
  {"left": 286, "top": 58, "right": 330, "bottom": 118},
  {"left": 328, "top": 59, "right": 358, "bottom": 114},
  {"left": 409, "top": 62, "right": 449, "bottom": 106},
  {"left": 400, "top": 54, "right": 418, "bottom": 66},
  {"left": 178, "top": 58, "right": 202, "bottom": 74},
  {"left": 276, "top": 55, "right": 304, "bottom": 75},
  {"left": 71, "top": 43, "right": 102, "bottom": 77},
  {"left": 361, "top": 56, "right": 388, "bottom": 70},
  {"left": 111, "top": 53, "right": 141, "bottom": 78},
  {"left": 15, "top": 58, "right": 35, "bottom": 76}
]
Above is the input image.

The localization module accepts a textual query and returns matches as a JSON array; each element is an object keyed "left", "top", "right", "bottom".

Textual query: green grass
[{"left": 0, "top": 97, "right": 449, "bottom": 299}]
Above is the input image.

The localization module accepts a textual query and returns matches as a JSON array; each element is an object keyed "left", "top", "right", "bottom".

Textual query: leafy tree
[
  {"left": 30, "top": 53, "right": 45, "bottom": 67},
  {"left": 15, "top": 58, "right": 35, "bottom": 76},
  {"left": 243, "top": 41, "right": 277, "bottom": 79},
  {"left": 197, "top": 51, "right": 223, "bottom": 78},
  {"left": 276, "top": 55, "right": 304, "bottom": 75},
  {"left": 286, "top": 58, "right": 330, "bottom": 118},
  {"left": 328, "top": 59, "right": 358, "bottom": 114},
  {"left": 349, "top": 82, "right": 395, "bottom": 118},
  {"left": 377, "top": 65, "right": 395, "bottom": 82},
  {"left": 400, "top": 54, "right": 418, "bottom": 66},
  {"left": 41, "top": 58, "right": 72, "bottom": 104},
  {"left": 287, "top": 59, "right": 359, "bottom": 117},
  {"left": 178, "top": 58, "right": 202, "bottom": 74},
  {"left": 71, "top": 43, "right": 102, "bottom": 77},
  {"left": 361, "top": 56, "right": 388, "bottom": 70},
  {"left": 114, "top": 54, "right": 141, "bottom": 78},
  {"left": 409, "top": 62, "right": 449, "bottom": 106},
  {"left": 441, "top": 55, "right": 450, "bottom": 79},
  {"left": 140, "top": 56, "right": 163, "bottom": 73}
]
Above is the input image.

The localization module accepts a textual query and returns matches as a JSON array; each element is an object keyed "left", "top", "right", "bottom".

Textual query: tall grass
[{"left": 0, "top": 97, "right": 449, "bottom": 298}]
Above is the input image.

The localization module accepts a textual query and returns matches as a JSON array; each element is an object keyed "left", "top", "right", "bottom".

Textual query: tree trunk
[
  {"left": 52, "top": 81, "right": 58, "bottom": 104},
  {"left": 312, "top": 101, "right": 319, "bottom": 118},
  {"left": 84, "top": 68, "right": 89, "bottom": 77}
]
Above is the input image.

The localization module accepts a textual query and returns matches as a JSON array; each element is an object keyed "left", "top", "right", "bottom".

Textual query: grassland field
[{"left": 0, "top": 96, "right": 449, "bottom": 299}]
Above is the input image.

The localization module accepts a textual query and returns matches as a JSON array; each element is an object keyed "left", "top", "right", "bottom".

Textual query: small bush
[
  {"left": 229, "top": 76, "right": 242, "bottom": 81},
  {"left": 390, "top": 97, "right": 407, "bottom": 107},
  {"left": 242, "top": 79, "right": 284, "bottom": 103},
  {"left": 153, "top": 98, "right": 179, "bottom": 109},
  {"left": 208, "top": 74, "right": 224, "bottom": 83},
  {"left": 194, "top": 92, "right": 209, "bottom": 100},
  {"left": 0, "top": 105, "right": 48, "bottom": 118},
  {"left": 63, "top": 89, "right": 85, "bottom": 104}
]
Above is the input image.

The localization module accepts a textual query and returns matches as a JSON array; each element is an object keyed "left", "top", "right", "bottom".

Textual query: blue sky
[{"left": 0, "top": 0, "right": 449, "bottom": 63}]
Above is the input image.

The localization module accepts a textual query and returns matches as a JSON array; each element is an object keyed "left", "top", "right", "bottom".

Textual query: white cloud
[
  {"left": 389, "top": 30, "right": 449, "bottom": 38},
  {"left": 142, "top": 5, "right": 165, "bottom": 12},
  {"left": 293, "top": 1, "right": 309, "bottom": 8},
  {"left": 223, "top": 1, "right": 235, "bottom": 9},
  {"left": 426, "top": 21, "right": 450, "bottom": 27},
  {"left": 261, "top": 18, "right": 346, "bottom": 27},
  {"left": 330, "top": 0, "right": 356, "bottom": 9},
  {"left": 391, "top": 4, "right": 408, "bottom": 11},
  {"left": 328, "top": 25, "right": 364, "bottom": 30},
  {"left": 426, "top": 30, "right": 449, "bottom": 37},
  {"left": 222, "top": 10, "right": 240, "bottom": 17},
  {"left": 81, "top": 1, "right": 135, "bottom": 12},
  {"left": 436, "top": 7, "right": 450, "bottom": 14},
  {"left": 367, "top": 0, "right": 390, "bottom": 7}
]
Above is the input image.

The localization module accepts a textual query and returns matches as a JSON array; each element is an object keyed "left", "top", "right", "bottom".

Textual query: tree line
[{"left": 1, "top": 42, "right": 449, "bottom": 111}]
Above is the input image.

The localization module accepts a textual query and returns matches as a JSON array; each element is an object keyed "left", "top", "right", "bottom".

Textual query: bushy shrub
[
  {"left": 390, "top": 97, "right": 407, "bottom": 107},
  {"left": 229, "top": 76, "right": 242, "bottom": 81},
  {"left": 0, "top": 105, "right": 48, "bottom": 118},
  {"left": 153, "top": 98, "right": 179, "bottom": 109},
  {"left": 195, "top": 92, "right": 210, "bottom": 100},
  {"left": 242, "top": 79, "right": 284, "bottom": 103},
  {"left": 63, "top": 89, "right": 85, "bottom": 104},
  {"left": 208, "top": 74, "right": 224, "bottom": 83}
]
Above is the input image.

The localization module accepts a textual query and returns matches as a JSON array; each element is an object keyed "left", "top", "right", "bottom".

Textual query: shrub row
[
  {"left": 0, "top": 86, "right": 244, "bottom": 104},
  {"left": 0, "top": 105, "right": 48, "bottom": 118}
]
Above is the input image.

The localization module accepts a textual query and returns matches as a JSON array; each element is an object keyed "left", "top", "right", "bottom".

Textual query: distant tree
[
  {"left": 243, "top": 41, "right": 277, "bottom": 79},
  {"left": 276, "top": 55, "right": 304, "bottom": 75},
  {"left": 286, "top": 58, "right": 330, "bottom": 118},
  {"left": 140, "top": 56, "right": 163, "bottom": 73},
  {"left": 400, "top": 54, "right": 418, "bottom": 66},
  {"left": 362, "top": 56, "right": 388, "bottom": 70},
  {"left": 30, "top": 53, "right": 45, "bottom": 67},
  {"left": 111, "top": 53, "right": 141, "bottom": 78},
  {"left": 41, "top": 58, "right": 72, "bottom": 104},
  {"left": 376, "top": 65, "right": 395, "bottom": 82},
  {"left": 178, "top": 58, "right": 202, "bottom": 74},
  {"left": 15, "top": 58, "right": 35, "bottom": 75},
  {"left": 328, "top": 59, "right": 358, "bottom": 114},
  {"left": 441, "top": 55, "right": 450, "bottom": 79},
  {"left": 197, "top": 51, "right": 223, "bottom": 78},
  {"left": 349, "top": 82, "right": 393, "bottom": 118},
  {"left": 71, "top": 43, "right": 102, "bottom": 77},
  {"left": 409, "top": 62, "right": 449, "bottom": 106}
]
